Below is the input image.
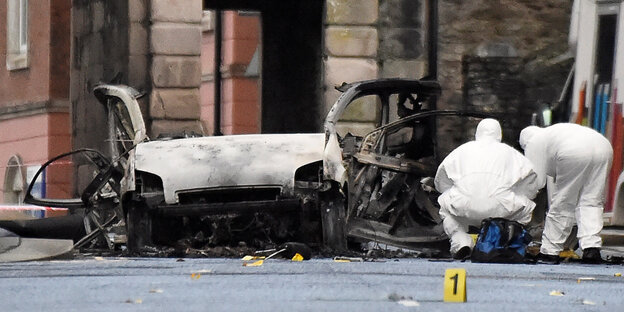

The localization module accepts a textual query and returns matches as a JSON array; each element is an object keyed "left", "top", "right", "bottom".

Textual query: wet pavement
[{"left": 1, "top": 256, "right": 624, "bottom": 311}]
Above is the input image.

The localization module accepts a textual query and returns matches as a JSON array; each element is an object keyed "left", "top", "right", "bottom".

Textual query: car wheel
[
  {"left": 126, "top": 201, "right": 153, "bottom": 254},
  {"left": 320, "top": 184, "right": 348, "bottom": 252}
]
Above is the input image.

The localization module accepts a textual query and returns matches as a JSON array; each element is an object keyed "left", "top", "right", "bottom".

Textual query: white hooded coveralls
[
  {"left": 519, "top": 124, "right": 613, "bottom": 255},
  {"left": 435, "top": 119, "right": 539, "bottom": 254}
]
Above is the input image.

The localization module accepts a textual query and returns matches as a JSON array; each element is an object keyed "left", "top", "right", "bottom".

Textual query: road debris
[
  {"left": 254, "top": 242, "right": 312, "bottom": 260},
  {"left": 243, "top": 246, "right": 287, "bottom": 267},
  {"left": 242, "top": 242, "right": 312, "bottom": 266},
  {"left": 243, "top": 260, "right": 264, "bottom": 267},
  {"left": 125, "top": 299, "right": 143, "bottom": 304},
  {"left": 397, "top": 300, "right": 420, "bottom": 307},
  {"left": 577, "top": 277, "right": 596, "bottom": 283},
  {"left": 388, "top": 293, "right": 414, "bottom": 302},
  {"left": 559, "top": 249, "right": 581, "bottom": 260},
  {"left": 389, "top": 293, "right": 420, "bottom": 306},
  {"left": 333, "top": 256, "right": 364, "bottom": 262}
]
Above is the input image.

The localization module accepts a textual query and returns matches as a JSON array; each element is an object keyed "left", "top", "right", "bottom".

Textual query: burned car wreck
[{"left": 24, "top": 79, "right": 493, "bottom": 257}]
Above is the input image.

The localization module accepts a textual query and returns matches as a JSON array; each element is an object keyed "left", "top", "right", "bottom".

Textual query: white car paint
[{"left": 134, "top": 133, "right": 325, "bottom": 204}]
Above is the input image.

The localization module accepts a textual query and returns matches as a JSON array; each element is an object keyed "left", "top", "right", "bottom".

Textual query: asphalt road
[{"left": 1, "top": 256, "right": 624, "bottom": 311}]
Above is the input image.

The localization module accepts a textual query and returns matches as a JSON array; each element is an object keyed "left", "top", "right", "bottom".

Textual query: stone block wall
[
  {"left": 463, "top": 54, "right": 527, "bottom": 147},
  {"left": 324, "top": 0, "right": 379, "bottom": 115},
  {"left": 324, "top": 0, "right": 427, "bottom": 132},
  {"left": 378, "top": 0, "right": 426, "bottom": 79},
  {"left": 437, "top": 0, "right": 572, "bottom": 149},
  {"left": 323, "top": 0, "right": 571, "bottom": 157},
  {"left": 71, "top": 0, "right": 130, "bottom": 192},
  {"left": 149, "top": 0, "right": 204, "bottom": 137},
  {"left": 70, "top": 0, "right": 573, "bottom": 148},
  {"left": 71, "top": 0, "right": 128, "bottom": 153},
  {"left": 129, "top": 0, "right": 149, "bottom": 120}
]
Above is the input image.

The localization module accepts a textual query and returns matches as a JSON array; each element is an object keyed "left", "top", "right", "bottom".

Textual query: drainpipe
[
  {"left": 428, "top": 0, "right": 438, "bottom": 110},
  {"left": 213, "top": 9, "right": 223, "bottom": 136}
]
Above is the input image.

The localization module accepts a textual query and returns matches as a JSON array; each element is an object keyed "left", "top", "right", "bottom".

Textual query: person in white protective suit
[
  {"left": 519, "top": 124, "right": 613, "bottom": 264},
  {"left": 435, "top": 119, "right": 540, "bottom": 259}
]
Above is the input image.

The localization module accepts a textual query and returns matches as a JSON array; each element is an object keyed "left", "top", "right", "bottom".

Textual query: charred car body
[{"left": 24, "top": 79, "right": 492, "bottom": 254}]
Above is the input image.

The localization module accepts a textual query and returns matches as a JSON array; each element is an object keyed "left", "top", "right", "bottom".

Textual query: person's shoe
[
  {"left": 581, "top": 248, "right": 602, "bottom": 264},
  {"left": 537, "top": 252, "right": 560, "bottom": 264},
  {"left": 453, "top": 246, "right": 471, "bottom": 260}
]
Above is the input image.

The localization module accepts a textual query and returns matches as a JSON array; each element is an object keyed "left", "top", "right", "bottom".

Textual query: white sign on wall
[{"left": 26, "top": 165, "right": 45, "bottom": 199}]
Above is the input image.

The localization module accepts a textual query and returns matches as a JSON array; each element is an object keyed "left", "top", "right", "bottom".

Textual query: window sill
[{"left": 6, "top": 53, "right": 29, "bottom": 71}]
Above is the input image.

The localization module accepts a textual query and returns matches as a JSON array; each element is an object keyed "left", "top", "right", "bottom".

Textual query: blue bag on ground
[{"left": 471, "top": 218, "right": 532, "bottom": 263}]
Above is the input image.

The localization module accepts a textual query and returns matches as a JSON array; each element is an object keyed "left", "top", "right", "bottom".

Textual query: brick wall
[
  {"left": 0, "top": 1, "right": 71, "bottom": 202},
  {"left": 0, "top": 114, "right": 71, "bottom": 202},
  {"left": 200, "top": 11, "right": 261, "bottom": 135}
]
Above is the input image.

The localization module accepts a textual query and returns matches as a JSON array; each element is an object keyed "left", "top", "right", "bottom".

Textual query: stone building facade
[
  {"left": 56, "top": 0, "right": 580, "bottom": 147},
  {"left": 0, "top": 0, "right": 573, "bottom": 202},
  {"left": 437, "top": 0, "right": 573, "bottom": 148},
  {"left": 323, "top": 0, "right": 427, "bottom": 132},
  {"left": 72, "top": 0, "right": 204, "bottom": 154},
  {"left": 325, "top": 0, "right": 573, "bottom": 148}
]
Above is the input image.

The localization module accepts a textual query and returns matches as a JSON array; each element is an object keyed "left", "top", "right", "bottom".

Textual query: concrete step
[{"left": 601, "top": 227, "right": 624, "bottom": 246}]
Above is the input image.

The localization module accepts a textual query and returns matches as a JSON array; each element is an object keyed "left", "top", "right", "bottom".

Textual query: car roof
[{"left": 335, "top": 78, "right": 441, "bottom": 98}]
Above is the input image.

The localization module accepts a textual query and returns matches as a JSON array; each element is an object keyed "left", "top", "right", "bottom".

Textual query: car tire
[
  {"left": 126, "top": 201, "right": 153, "bottom": 254},
  {"left": 320, "top": 185, "right": 348, "bottom": 252}
]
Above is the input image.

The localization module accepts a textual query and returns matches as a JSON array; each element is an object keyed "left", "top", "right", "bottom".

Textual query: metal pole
[
  {"left": 428, "top": 0, "right": 438, "bottom": 81},
  {"left": 213, "top": 10, "right": 223, "bottom": 136}
]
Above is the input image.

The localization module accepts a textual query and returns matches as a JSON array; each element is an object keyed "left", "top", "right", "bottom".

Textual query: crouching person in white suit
[{"left": 435, "top": 119, "right": 540, "bottom": 259}]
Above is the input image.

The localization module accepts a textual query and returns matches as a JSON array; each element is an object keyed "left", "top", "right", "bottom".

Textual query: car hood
[{"left": 134, "top": 133, "right": 325, "bottom": 204}]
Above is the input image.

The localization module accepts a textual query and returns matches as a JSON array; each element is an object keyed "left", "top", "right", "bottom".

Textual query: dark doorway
[
  {"left": 595, "top": 14, "right": 617, "bottom": 85},
  {"left": 592, "top": 13, "right": 617, "bottom": 132},
  {"left": 204, "top": 0, "right": 324, "bottom": 133}
]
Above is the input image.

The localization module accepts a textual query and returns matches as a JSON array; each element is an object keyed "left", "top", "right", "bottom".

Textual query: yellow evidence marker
[{"left": 444, "top": 268, "right": 467, "bottom": 302}]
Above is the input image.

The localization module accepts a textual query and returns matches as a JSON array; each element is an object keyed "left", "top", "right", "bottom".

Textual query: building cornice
[{"left": 0, "top": 100, "right": 70, "bottom": 121}]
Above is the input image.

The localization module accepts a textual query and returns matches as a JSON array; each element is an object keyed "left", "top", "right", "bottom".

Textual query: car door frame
[{"left": 23, "top": 84, "right": 147, "bottom": 209}]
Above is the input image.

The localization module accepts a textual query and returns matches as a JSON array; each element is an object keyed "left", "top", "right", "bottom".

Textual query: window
[
  {"left": 6, "top": 0, "right": 28, "bottom": 70},
  {"left": 3, "top": 155, "right": 25, "bottom": 204}
]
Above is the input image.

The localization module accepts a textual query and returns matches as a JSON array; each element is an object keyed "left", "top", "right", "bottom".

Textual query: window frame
[
  {"left": 3, "top": 155, "right": 26, "bottom": 204},
  {"left": 6, "top": 0, "right": 29, "bottom": 71}
]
